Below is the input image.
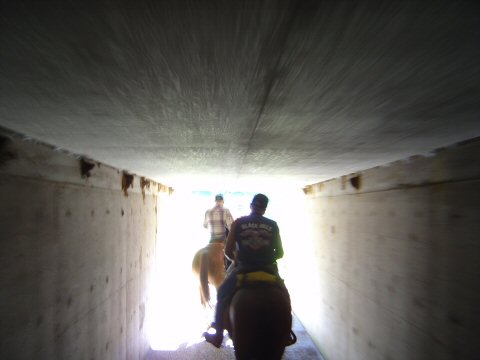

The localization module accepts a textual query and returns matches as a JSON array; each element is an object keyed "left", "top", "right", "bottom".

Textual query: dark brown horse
[
  {"left": 192, "top": 242, "right": 226, "bottom": 306},
  {"left": 224, "top": 272, "right": 296, "bottom": 360}
]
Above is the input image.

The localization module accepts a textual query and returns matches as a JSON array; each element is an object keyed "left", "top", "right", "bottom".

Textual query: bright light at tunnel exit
[{"left": 145, "top": 186, "right": 309, "bottom": 351}]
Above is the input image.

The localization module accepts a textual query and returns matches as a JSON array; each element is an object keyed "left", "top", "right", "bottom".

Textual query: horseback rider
[
  {"left": 203, "top": 193, "right": 290, "bottom": 348},
  {"left": 204, "top": 194, "right": 234, "bottom": 244}
]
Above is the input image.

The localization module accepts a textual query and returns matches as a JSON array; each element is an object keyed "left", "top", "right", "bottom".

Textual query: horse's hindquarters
[{"left": 229, "top": 284, "right": 291, "bottom": 360}]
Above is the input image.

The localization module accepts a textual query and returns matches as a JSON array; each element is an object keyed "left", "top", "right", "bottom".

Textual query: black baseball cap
[
  {"left": 251, "top": 193, "right": 268, "bottom": 210},
  {"left": 215, "top": 194, "right": 224, "bottom": 201}
]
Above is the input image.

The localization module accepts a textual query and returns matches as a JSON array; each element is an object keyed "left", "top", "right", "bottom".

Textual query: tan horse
[{"left": 192, "top": 242, "right": 226, "bottom": 306}]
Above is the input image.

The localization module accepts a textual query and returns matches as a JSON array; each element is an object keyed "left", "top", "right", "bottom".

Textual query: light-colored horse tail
[
  {"left": 199, "top": 248, "right": 210, "bottom": 306},
  {"left": 192, "top": 243, "right": 226, "bottom": 307}
]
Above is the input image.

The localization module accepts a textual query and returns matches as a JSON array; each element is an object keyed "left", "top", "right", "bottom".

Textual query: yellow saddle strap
[{"left": 236, "top": 271, "right": 278, "bottom": 285}]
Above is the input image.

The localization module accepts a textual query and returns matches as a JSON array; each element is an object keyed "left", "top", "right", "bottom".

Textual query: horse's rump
[{"left": 227, "top": 281, "right": 292, "bottom": 360}]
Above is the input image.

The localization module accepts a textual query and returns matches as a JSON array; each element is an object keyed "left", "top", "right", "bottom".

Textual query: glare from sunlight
[{"left": 145, "top": 185, "right": 309, "bottom": 350}]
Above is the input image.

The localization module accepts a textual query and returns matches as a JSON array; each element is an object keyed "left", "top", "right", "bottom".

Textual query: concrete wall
[
  {"left": 0, "top": 132, "right": 171, "bottom": 360},
  {"left": 290, "top": 139, "right": 480, "bottom": 360}
]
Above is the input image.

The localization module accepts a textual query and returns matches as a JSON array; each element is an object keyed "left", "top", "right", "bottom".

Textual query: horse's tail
[{"left": 199, "top": 249, "right": 210, "bottom": 306}]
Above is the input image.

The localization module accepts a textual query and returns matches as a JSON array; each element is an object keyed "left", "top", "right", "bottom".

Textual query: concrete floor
[{"left": 145, "top": 314, "right": 325, "bottom": 360}]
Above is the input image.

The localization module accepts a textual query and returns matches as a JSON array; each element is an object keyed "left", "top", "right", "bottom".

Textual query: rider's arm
[
  {"left": 225, "top": 220, "right": 237, "bottom": 260},
  {"left": 203, "top": 210, "right": 209, "bottom": 229},
  {"left": 225, "top": 209, "right": 234, "bottom": 231},
  {"left": 274, "top": 225, "right": 284, "bottom": 260}
]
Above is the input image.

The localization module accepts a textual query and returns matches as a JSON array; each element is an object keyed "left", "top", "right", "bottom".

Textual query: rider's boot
[
  {"left": 286, "top": 329, "right": 297, "bottom": 346},
  {"left": 203, "top": 329, "right": 223, "bottom": 348},
  {"left": 203, "top": 300, "right": 226, "bottom": 348}
]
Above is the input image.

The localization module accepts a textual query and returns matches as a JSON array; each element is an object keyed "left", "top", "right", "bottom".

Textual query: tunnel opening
[{"left": 145, "top": 185, "right": 309, "bottom": 351}]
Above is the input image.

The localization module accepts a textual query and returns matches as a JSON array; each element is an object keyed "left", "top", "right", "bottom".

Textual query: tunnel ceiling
[{"left": 1, "top": 1, "right": 479, "bottom": 189}]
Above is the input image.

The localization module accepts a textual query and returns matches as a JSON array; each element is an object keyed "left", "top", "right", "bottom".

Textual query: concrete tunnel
[{"left": 1, "top": 1, "right": 479, "bottom": 360}]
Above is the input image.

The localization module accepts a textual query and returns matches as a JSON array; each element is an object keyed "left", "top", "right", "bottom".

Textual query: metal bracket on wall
[
  {"left": 80, "top": 158, "right": 95, "bottom": 178},
  {"left": 122, "top": 172, "right": 134, "bottom": 197},
  {"left": 140, "top": 177, "right": 150, "bottom": 200}
]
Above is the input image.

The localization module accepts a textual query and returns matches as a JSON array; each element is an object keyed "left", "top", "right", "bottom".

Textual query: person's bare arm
[
  {"left": 225, "top": 220, "right": 237, "bottom": 260},
  {"left": 274, "top": 225, "right": 284, "bottom": 260},
  {"left": 225, "top": 209, "right": 234, "bottom": 230},
  {"left": 203, "top": 210, "right": 209, "bottom": 229}
]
